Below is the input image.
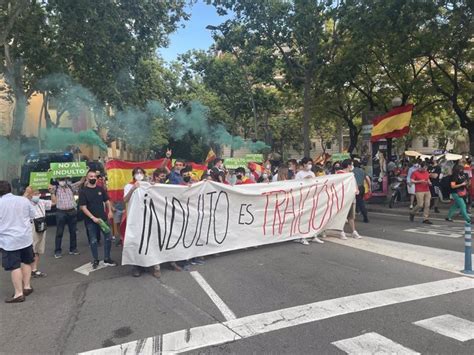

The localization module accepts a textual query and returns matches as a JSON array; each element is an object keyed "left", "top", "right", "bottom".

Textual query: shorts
[
  {"left": 32, "top": 230, "right": 46, "bottom": 254},
  {"left": 347, "top": 202, "right": 356, "bottom": 220},
  {"left": 2, "top": 245, "right": 34, "bottom": 271},
  {"left": 407, "top": 183, "right": 415, "bottom": 195},
  {"left": 113, "top": 208, "right": 124, "bottom": 224}
]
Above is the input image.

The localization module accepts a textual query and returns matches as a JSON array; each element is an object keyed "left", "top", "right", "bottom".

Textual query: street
[{"left": 1, "top": 211, "right": 473, "bottom": 354}]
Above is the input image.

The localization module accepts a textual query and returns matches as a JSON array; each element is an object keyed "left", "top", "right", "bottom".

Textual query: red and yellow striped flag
[
  {"left": 106, "top": 159, "right": 170, "bottom": 202},
  {"left": 205, "top": 148, "right": 216, "bottom": 164},
  {"left": 371, "top": 104, "right": 413, "bottom": 142}
]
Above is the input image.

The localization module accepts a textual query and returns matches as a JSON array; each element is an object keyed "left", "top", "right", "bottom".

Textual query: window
[
  {"left": 422, "top": 138, "right": 429, "bottom": 148},
  {"left": 325, "top": 141, "right": 332, "bottom": 150}
]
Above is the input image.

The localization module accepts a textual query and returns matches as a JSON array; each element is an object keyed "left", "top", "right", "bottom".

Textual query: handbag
[{"left": 33, "top": 204, "right": 48, "bottom": 233}]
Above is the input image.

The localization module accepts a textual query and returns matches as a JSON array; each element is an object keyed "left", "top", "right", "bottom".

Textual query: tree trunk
[
  {"left": 347, "top": 120, "right": 359, "bottom": 154},
  {"left": 302, "top": 75, "right": 312, "bottom": 157},
  {"left": 468, "top": 126, "right": 474, "bottom": 156}
]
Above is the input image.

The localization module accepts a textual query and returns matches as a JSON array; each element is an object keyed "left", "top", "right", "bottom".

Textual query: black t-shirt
[
  {"left": 449, "top": 174, "right": 466, "bottom": 194},
  {"left": 78, "top": 186, "right": 109, "bottom": 223},
  {"left": 428, "top": 165, "right": 441, "bottom": 186}
]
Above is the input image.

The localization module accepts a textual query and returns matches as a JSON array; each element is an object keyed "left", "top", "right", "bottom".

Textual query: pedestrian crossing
[{"left": 332, "top": 314, "right": 473, "bottom": 354}]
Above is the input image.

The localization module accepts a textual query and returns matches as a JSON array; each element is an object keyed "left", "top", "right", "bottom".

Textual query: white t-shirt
[
  {"left": 295, "top": 170, "right": 316, "bottom": 180},
  {"left": 124, "top": 183, "right": 134, "bottom": 200},
  {"left": 0, "top": 193, "right": 36, "bottom": 251},
  {"left": 31, "top": 199, "right": 52, "bottom": 219}
]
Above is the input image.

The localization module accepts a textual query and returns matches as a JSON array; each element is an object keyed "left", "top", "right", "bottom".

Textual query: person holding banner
[
  {"left": 336, "top": 160, "right": 362, "bottom": 239},
  {"left": 23, "top": 186, "right": 56, "bottom": 278},
  {"left": 78, "top": 170, "right": 117, "bottom": 270},
  {"left": 123, "top": 167, "right": 162, "bottom": 277}
]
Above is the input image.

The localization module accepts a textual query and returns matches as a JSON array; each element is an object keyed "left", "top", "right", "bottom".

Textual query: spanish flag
[
  {"left": 371, "top": 104, "right": 413, "bottom": 142},
  {"left": 205, "top": 148, "right": 217, "bottom": 164},
  {"left": 187, "top": 162, "right": 208, "bottom": 181},
  {"left": 106, "top": 159, "right": 170, "bottom": 202}
]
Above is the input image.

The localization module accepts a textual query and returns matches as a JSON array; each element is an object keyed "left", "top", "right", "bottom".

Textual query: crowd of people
[{"left": 2, "top": 148, "right": 472, "bottom": 303}]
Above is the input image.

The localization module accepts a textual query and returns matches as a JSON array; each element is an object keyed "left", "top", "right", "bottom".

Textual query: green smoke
[{"left": 42, "top": 128, "right": 106, "bottom": 151}]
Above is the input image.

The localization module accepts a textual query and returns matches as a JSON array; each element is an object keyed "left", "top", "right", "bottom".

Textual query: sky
[{"left": 158, "top": 1, "right": 233, "bottom": 63}]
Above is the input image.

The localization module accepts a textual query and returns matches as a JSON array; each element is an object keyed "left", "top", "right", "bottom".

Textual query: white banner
[{"left": 122, "top": 174, "right": 356, "bottom": 266}]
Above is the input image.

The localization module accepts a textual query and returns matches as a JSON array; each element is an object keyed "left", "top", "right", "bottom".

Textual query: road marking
[
  {"left": 74, "top": 262, "right": 109, "bottom": 276},
  {"left": 78, "top": 277, "right": 474, "bottom": 354},
  {"left": 190, "top": 271, "right": 236, "bottom": 321},
  {"left": 414, "top": 314, "right": 474, "bottom": 342},
  {"left": 332, "top": 332, "right": 419, "bottom": 354},
  {"left": 370, "top": 211, "right": 467, "bottom": 224},
  {"left": 327, "top": 236, "right": 470, "bottom": 276},
  {"left": 403, "top": 226, "right": 462, "bottom": 239}
]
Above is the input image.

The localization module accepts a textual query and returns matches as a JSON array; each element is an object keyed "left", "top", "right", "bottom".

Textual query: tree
[{"left": 209, "top": 0, "right": 341, "bottom": 157}]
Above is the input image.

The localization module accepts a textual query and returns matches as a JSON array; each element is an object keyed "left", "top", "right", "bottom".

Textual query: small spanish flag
[
  {"left": 371, "top": 104, "right": 413, "bottom": 142},
  {"left": 205, "top": 148, "right": 217, "bottom": 164}
]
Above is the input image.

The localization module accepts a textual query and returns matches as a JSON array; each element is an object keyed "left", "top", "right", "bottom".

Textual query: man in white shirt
[{"left": 0, "top": 181, "right": 36, "bottom": 303}]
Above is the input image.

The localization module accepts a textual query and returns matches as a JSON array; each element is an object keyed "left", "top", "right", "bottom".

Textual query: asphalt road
[{"left": 1, "top": 211, "right": 473, "bottom": 354}]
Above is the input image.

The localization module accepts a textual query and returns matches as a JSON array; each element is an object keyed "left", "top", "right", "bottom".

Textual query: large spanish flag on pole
[
  {"left": 106, "top": 159, "right": 169, "bottom": 202},
  {"left": 371, "top": 104, "right": 413, "bottom": 142}
]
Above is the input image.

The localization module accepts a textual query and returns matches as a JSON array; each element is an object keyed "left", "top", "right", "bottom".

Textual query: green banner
[
  {"left": 50, "top": 161, "right": 88, "bottom": 178},
  {"left": 245, "top": 154, "right": 264, "bottom": 162},
  {"left": 224, "top": 158, "right": 249, "bottom": 169},
  {"left": 29, "top": 172, "right": 51, "bottom": 190},
  {"left": 330, "top": 153, "right": 351, "bottom": 161}
]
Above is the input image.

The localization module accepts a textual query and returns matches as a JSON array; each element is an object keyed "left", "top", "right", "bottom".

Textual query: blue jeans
[
  {"left": 55, "top": 210, "right": 78, "bottom": 254},
  {"left": 85, "top": 222, "right": 112, "bottom": 261}
]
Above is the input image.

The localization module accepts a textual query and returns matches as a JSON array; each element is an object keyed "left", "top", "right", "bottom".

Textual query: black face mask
[
  {"left": 159, "top": 178, "right": 166, "bottom": 183},
  {"left": 236, "top": 174, "right": 243, "bottom": 180},
  {"left": 183, "top": 176, "right": 191, "bottom": 183},
  {"left": 89, "top": 179, "right": 97, "bottom": 185}
]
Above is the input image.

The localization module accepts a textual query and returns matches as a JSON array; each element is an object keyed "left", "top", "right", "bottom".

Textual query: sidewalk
[{"left": 366, "top": 199, "right": 453, "bottom": 217}]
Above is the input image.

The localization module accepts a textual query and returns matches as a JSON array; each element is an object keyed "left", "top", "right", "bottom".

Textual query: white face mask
[
  {"left": 32, "top": 196, "right": 40, "bottom": 203},
  {"left": 306, "top": 164, "right": 313, "bottom": 171},
  {"left": 266, "top": 164, "right": 271, "bottom": 170},
  {"left": 262, "top": 173, "right": 268, "bottom": 179},
  {"left": 134, "top": 173, "right": 144, "bottom": 181},
  {"left": 59, "top": 181, "right": 66, "bottom": 187}
]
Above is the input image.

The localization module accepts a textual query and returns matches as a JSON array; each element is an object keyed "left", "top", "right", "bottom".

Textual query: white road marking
[
  {"left": 332, "top": 332, "right": 419, "bottom": 354},
  {"left": 414, "top": 314, "right": 474, "bottom": 342},
  {"left": 74, "top": 261, "right": 109, "bottom": 276},
  {"left": 190, "top": 271, "right": 236, "bottom": 321},
  {"left": 326, "top": 236, "right": 470, "bottom": 276},
  {"left": 78, "top": 277, "right": 474, "bottom": 354},
  {"left": 403, "top": 227, "right": 462, "bottom": 239},
  {"left": 370, "top": 211, "right": 466, "bottom": 223}
]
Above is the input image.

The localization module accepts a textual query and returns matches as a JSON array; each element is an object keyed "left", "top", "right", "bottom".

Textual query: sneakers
[
  {"left": 409, "top": 213, "right": 415, "bottom": 222},
  {"left": 300, "top": 239, "right": 310, "bottom": 245},
  {"left": 422, "top": 219, "right": 433, "bottom": 225},
  {"left": 103, "top": 259, "right": 117, "bottom": 266},
  {"left": 310, "top": 236, "right": 324, "bottom": 244},
  {"left": 132, "top": 266, "right": 142, "bottom": 277},
  {"left": 92, "top": 260, "right": 100, "bottom": 269},
  {"left": 320, "top": 231, "right": 327, "bottom": 238},
  {"left": 152, "top": 268, "right": 161, "bottom": 278},
  {"left": 340, "top": 231, "right": 348, "bottom": 240},
  {"left": 31, "top": 270, "right": 47, "bottom": 278},
  {"left": 409, "top": 205, "right": 413, "bottom": 210},
  {"left": 69, "top": 250, "right": 80, "bottom": 255},
  {"left": 352, "top": 231, "right": 362, "bottom": 239},
  {"left": 54, "top": 253, "right": 62, "bottom": 259},
  {"left": 445, "top": 217, "right": 454, "bottom": 222}
]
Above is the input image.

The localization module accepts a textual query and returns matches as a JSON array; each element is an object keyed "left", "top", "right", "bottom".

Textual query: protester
[
  {"left": 353, "top": 160, "right": 370, "bottom": 223},
  {"left": 446, "top": 164, "right": 471, "bottom": 223},
  {"left": 287, "top": 159, "right": 298, "bottom": 180},
  {"left": 235, "top": 167, "right": 254, "bottom": 185},
  {"left": 428, "top": 159, "right": 441, "bottom": 214},
  {"left": 273, "top": 165, "right": 289, "bottom": 182},
  {"left": 407, "top": 161, "right": 419, "bottom": 209},
  {"left": 79, "top": 170, "right": 117, "bottom": 269},
  {"left": 409, "top": 162, "right": 432, "bottom": 224},
  {"left": 23, "top": 186, "right": 56, "bottom": 278},
  {"left": 168, "top": 159, "right": 185, "bottom": 185},
  {"left": 295, "top": 157, "right": 315, "bottom": 181},
  {"left": 52, "top": 177, "right": 83, "bottom": 258},
  {"left": 336, "top": 159, "right": 362, "bottom": 239},
  {"left": 0, "top": 181, "right": 36, "bottom": 303}
]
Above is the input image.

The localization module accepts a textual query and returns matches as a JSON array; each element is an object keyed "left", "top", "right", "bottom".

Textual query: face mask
[
  {"left": 32, "top": 196, "right": 40, "bottom": 203},
  {"left": 183, "top": 176, "right": 191, "bottom": 183},
  {"left": 306, "top": 164, "right": 313, "bottom": 171},
  {"left": 349, "top": 165, "right": 354, "bottom": 171},
  {"left": 266, "top": 164, "right": 271, "bottom": 170},
  {"left": 262, "top": 173, "right": 268, "bottom": 179},
  {"left": 134, "top": 173, "right": 144, "bottom": 181},
  {"left": 89, "top": 178, "right": 97, "bottom": 185},
  {"left": 59, "top": 180, "right": 66, "bottom": 187},
  {"left": 236, "top": 174, "right": 243, "bottom": 180}
]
